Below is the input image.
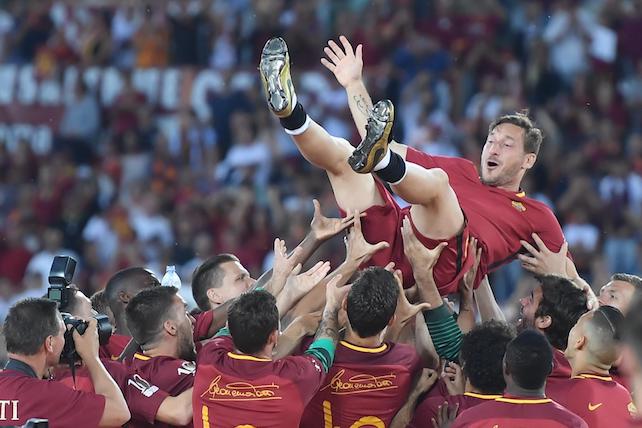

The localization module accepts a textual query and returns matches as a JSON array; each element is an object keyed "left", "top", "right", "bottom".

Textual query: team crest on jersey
[{"left": 511, "top": 201, "right": 526, "bottom": 212}]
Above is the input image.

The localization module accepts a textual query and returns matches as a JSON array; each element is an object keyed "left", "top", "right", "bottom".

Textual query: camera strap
[{"left": 4, "top": 359, "right": 38, "bottom": 378}]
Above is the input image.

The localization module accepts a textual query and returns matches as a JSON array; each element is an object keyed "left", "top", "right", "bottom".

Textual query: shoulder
[
  {"left": 277, "top": 354, "right": 324, "bottom": 379},
  {"left": 197, "top": 335, "right": 234, "bottom": 362},
  {"left": 386, "top": 342, "right": 421, "bottom": 367}
]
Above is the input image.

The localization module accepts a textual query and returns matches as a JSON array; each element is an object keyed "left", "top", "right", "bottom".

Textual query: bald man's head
[
  {"left": 105, "top": 267, "right": 160, "bottom": 318},
  {"left": 565, "top": 306, "right": 624, "bottom": 367}
]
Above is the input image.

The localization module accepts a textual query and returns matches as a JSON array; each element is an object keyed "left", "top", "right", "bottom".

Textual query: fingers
[
  {"left": 414, "top": 302, "right": 431, "bottom": 314},
  {"left": 520, "top": 239, "right": 540, "bottom": 256},
  {"left": 352, "top": 209, "right": 362, "bottom": 233},
  {"left": 320, "top": 57, "right": 336, "bottom": 72},
  {"left": 290, "top": 263, "right": 302, "bottom": 276},
  {"left": 384, "top": 261, "right": 396, "bottom": 272},
  {"left": 323, "top": 46, "right": 340, "bottom": 64},
  {"left": 433, "top": 242, "right": 449, "bottom": 258},
  {"left": 560, "top": 240, "right": 569, "bottom": 256},
  {"left": 531, "top": 233, "right": 549, "bottom": 252},
  {"left": 312, "top": 199, "right": 321, "bottom": 216},
  {"left": 372, "top": 241, "right": 391, "bottom": 252},
  {"left": 339, "top": 35, "right": 354, "bottom": 56},
  {"left": 328, "top": 40, "right": 346, "bottom": 59},
  {"left": 355, "top": 43, "right": 363, "bottom": 60},
  {"left": 449, "top": 403, "right": 460, "bottom": 420},
  {"left": 517, "top": 254, "right": 538, "bottom": 265}
]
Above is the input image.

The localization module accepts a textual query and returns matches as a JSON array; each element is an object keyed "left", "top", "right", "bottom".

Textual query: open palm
[{"left": 321, "top": 36, "right": 364, "bottom": 88}]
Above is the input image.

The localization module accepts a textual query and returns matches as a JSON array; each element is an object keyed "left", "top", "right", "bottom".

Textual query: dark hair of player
[
  {"left": 191, "top": 254, "right": 240, "bottom": 311},
  {"left": 460, "top": 320, "right": 516, "bottom": 394},
  {"left": 535, "top": 275, "right": 588, "bottom": 350},
  {"left": 504, "top": 329, "right": 553, "bottom": 390},
  {"left": 228, "top": 290, "right": 279, "bottom": 354},
  {"left": 4, "top": 298, "right": 60, "bottom": 355},
  {"left": 347, "top": 267, "right": 399, "bottom": 338},
  {"left": 126, "top": 286, "right": 178, "bottom": 348}
]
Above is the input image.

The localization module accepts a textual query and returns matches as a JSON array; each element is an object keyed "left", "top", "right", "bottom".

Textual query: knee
[{"left": 431, "top": 168, "right": 450, "bottom": 190}]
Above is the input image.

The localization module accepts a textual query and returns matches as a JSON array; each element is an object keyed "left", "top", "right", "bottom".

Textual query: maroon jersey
[
  {"left": 53, "top": 359, "right": 169, "bottom": 426},
  {"left": 193, "top": 334, "right": 325, "bottom": 428},
  {"left": 612, "top": 365, "right": 632, "bottom": 392},
  {"left": 548, "top": 373, "right": 635, "bottom": 428},
  {"left": 99, "top": 333, "right": 132, "bottom": 360},
  {"left": 406, "top": 148, "right": 566, "bottom": 283},
  {"left": 0, "top": 362, "right": 105, "bottom": 427},
  {"left": 410, "top": 392, "right": 501, "bottom": 428},
  {"left": 127, "top": 353, "right": 196, "bottom": 428},
  {"left": 193, "top": 310, "right": 214, "bottom": 342},
  {"left": 452, "top": 395, "right": 588, "bottom": 428},
  {"left": 545, "top": 348, "right": 572, "bottom": 396},
  {"left": 300, "top": 340, "right": 421, "bottom": 428}
]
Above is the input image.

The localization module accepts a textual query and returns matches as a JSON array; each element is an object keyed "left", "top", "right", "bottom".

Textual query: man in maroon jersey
[
  {"left": 102, "top": 267, "right": 160, "bottom": 359},
  {"left": 409, "top": 321, "right": 515, "bottom": 427},
  {"left": 125, "top": 285, "right": 197, "bottom": 428},
  {"left": 451, "top": 329, "right": 587, "bottom": 428},
  {"left": 0, "top": 298, "right": 130, "bottom": 427},
  {"left": 260, "top": 36, "right": 567, "bottom": 293},
  {"left": 515, "top": 275, "right": 588, "bottom": 394},
  {"left": 300, "top": 267, "right": 422, "bottom": 428},
  {"left": 548, "top": 305, "right": 635, "bottom": 427},
  {"left": 193, "top": 275, "right": 347, "bottom": 428},
  {"left": 621, "top": 292, "right": 642, "bottom": 426}
]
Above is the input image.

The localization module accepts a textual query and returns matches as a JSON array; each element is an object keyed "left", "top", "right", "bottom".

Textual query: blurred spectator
[{"left": 57, "top": 80, "right": 100, "bottom": 163}]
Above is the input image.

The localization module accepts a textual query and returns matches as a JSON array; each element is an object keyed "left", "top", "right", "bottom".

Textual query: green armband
[
  {"left": 304, "top": 338, "right": 336, "bottom": 373},
  {"left": 215, "top": 326, "right": 231, "bottom": 338},
  {"left": 424, "top": 304, "right": 463, "bottom": 362}
]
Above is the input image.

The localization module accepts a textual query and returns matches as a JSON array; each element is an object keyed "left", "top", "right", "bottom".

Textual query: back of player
[
  {"left": 301, "top": 267, "right": 421, "bottom": 427},
  {"left": 301, "top": 340, "right": 420, "bottom": 427}
]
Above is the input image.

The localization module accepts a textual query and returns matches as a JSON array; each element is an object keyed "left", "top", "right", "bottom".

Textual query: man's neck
[
  {"left": 504, "top": 384, "right": 547, "bottom": 398},
  {"left": 344, "top": 328, "right": 384, "bottom": 349},
  {"left": 7, "top": 354, "right": 47, "bottom": 379},
  {"left": 114, "top": 316, "right": 131, "bottom": 337},
  {"left": 142, "top": 342, "right": 179, "bottom": 360},
  {"left": 570, "top": 355, "right": 611, "bottom": 378}
]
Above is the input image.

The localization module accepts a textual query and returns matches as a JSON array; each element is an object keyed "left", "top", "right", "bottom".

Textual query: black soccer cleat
[
  {"left": 259, "top": 37, "right": 296, "bottom": 118},
  {"left": 348, "top": 99, "right": 395, "bottom": 174}
]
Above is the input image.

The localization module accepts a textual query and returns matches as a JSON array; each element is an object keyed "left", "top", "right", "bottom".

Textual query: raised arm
[
  {"left": 457, "top": 238, "right": 481, "bottom": 333},
  {"left": 474, "top": 276, "right": 506, "bottom": 322},
  {"left": 390, "top": 368, "right": 439, "bottom": 428}
]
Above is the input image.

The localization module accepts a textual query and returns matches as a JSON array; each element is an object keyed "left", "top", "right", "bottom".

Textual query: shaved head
[{"left": 566, "top": 305, "right": 624, "bottom": 367}]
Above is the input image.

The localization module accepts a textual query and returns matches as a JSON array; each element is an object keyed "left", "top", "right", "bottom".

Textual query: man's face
[
  {"left": 480, "top": 123, "right": 534, "bottom": 188},
  {"left": 172, "top": 295, "right": 196, "bottom": 361},
  {"left": 564, "top": 311, "right": 591, "bottom": 361},
  {"left": 210, "top": 261, "right": 255, "bottom": 306},
  {"left": 598, "top": 280, "right": 635, "bottom": 314},
  {"left": 517, "top": 286, "right": 543, "bottom": 331},
  {"left": 47, "top": 315, "right": 67, "bottom": 366}
]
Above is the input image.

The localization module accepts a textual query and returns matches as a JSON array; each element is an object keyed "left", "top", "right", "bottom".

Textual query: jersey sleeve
[
  {"left": 42, "top": 380, "right": 107, "bottom": 427},
  {"left": 193, "top": 309, "right": 214, "bottom": 341},
  {"left": 197, "top": 331, "right": 235, "bottom": 364},
  {"left": 531, "top": 204, "right": 567, "bottom": 255},
  {"left": 280, "top": 355, "right": 326, "bottom": 405},
  {"left": 124, "top": 373, "right": 170, "bottom": 424}
]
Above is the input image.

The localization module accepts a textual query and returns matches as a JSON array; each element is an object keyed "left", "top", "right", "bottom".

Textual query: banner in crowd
[{"left": 0, "top": 65, "right": 254, "bottom": 154}]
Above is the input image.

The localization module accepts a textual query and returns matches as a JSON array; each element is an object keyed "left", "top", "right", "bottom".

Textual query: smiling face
[{"left": 480, "top": 123, "right": 537, "bottom": 190}]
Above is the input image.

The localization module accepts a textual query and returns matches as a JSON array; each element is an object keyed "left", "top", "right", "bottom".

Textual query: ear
[
  {"left": 45, "top": 336, "right": 55, "bottom": 353},
  {"left": 523, "top": 153, "right": 537, "bottom": 170},
  {"left": 575, "top": 335, "right": 587, "bottom": 351},
  {"left": 207, "top": 288, "right": 223, "bottom": 306},
  {"left": 118, "top": 290, "right": 131, "bottom": 305},
  {"left": 268, "top": 330, "right": 279, "bottom": 348},
  {"left": 388, "top": 313, "right": 396, "bottom": 327},
  {"left": 341, "top": 296, "right": 348, "bottom": 312},
  {"left": 535, "top": 315, "right": 552, "bottom": 330},
  {"left": 164, "top": 319, "right": 178, "bottom": 337}
]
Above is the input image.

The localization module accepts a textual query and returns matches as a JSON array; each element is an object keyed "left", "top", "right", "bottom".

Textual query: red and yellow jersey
[
  {"left": 193, "top": 334, "right": 325, "bottom": 428},
  {"left": 406, "top": 148, "right": 567, "bottom": 282},
  {"left": 410, "top": 392, "right": 501, "bottom": 428},
  {"left": 548, "top": 373, "right": 635, "bottom": 428},
  {"left": 545, "top": 348, "right": 573, "bottom": 396},
  {"left": 99, "top": 333, "right": 132, "bottom": 361},
  {"left": 452, "top": 395, "right": 588, "bottom": 428},
  {"left": 300, "top": 340, "right": 421, "bottom": 428}
]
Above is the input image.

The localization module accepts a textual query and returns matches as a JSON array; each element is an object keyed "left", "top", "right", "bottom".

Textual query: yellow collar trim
[
  {"left": 133, "top": 353, "right": 151, "bottom": 361},
  {"left": 574, "top": 373, "right": 613, "bottom": 382},
  {"left": 227, "top": 352, "right": 271, "bottom": 362},
  {"left": 340, "top": 340, "right": 388, "bottom": 353},
  {"left": 516, "top": 191, "right": 526, "bottom": 198},
  {"left": 496, "top": 397, "right": 552, "bottom": 405},
  {"left": 465, "top": 392, "right": 502, "bottom": 400}
]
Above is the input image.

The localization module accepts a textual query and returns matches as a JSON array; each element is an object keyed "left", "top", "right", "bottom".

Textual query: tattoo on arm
[
  {"left": 353, "top": 95, "right": 372, "bottom": 118},
  {"left": 314, "top": 307, "right": 340, "bottom": 344}
]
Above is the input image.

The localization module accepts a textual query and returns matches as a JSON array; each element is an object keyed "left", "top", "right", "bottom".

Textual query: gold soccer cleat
[
  {"left": 259, "top": 37, "right": 296, "bottom": 118},
  {"left": 348, "top": 99, "right": 395, "bottom": 174}
]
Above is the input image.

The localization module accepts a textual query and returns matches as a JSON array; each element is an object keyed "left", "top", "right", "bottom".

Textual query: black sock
[
  {"left": 279, "top": 102, "right": 307, "bottom": 132},
  {"left": 375, "top": 151, "right": 406, "bottom": 183}
]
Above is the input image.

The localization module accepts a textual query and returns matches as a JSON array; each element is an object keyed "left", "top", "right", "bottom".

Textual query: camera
[
  {"left": 61, "top": 313, "right": 112, "bottom": 363},
  {"left": 46, "top": 256, "right": 77, "bottom": 308}
]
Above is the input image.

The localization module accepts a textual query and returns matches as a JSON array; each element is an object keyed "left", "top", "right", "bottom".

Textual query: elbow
[
  {"left": 176, "top": 406, "right": 194, "bottom": 426},
  {"left": 117, "top": 407, "right": 132, "bottom": 427}
]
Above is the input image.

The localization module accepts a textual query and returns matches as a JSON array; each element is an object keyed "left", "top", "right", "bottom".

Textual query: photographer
[{"left": 0, "top": 298, "right": 130, "bottom": 427}]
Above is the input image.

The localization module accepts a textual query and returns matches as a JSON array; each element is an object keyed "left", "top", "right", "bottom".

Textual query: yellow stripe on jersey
[
  {"left": 339, "top": 340, "right": 388, "bottom": 353},
  {"left": 464, "top": 392, "right": 502, "bottom": 400},
  {"left": 227, "top": 352, "right": 272, "bottom": 362},
  {"left": 574, "top": 373, "right": 613, "bottom": 382},
  {"left": 202, "top": 405, "right": 210, "bottom": 428},
  {"left": 133, "top": 353, "right": 151, "bottom": 361},
  {"left": 495, "top": 397, "right": 552, "bottom": 405}
]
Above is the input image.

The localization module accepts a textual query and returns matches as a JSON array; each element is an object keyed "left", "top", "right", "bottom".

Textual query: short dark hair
[
  {"left": 612, "top": 273, "right": 642, "bottom": 291},
  {"left": 536, "top": 275, "right": 588, "bottom": 350},
  {"left": 460, "top": 321, "right": 516, "bottom": 394},
  {"left": 4, "top": 299, "right": 60, "bottom": 355},
  {"left": 622, "top": 291, "right": 642, "bottom": 366},
  {"left": 228, "top": 290, "right": 278, "bottom": 354},
  {"left": 105, "top": 267, "right": 159, "bottom": 311},
  {"left": 347, "top": 267, "right": 399, "bottom": 338},
  {"left": 489, "top": 111, "right": 543, "bottom": 155},
  {"left": 505, "top": 329, "right": 552, "bottom": 390},
  {"left": 90, "top": 290, "right": 110, "bottom": 315},
  {"left": 192, "top": 254, "right": 239, "bottom": 311},
  {"left": 587, "top": 305, "right": 624, "bottom": 365},
  {"left": 126, "top": 286, "right": 178, "bottom": 347}
]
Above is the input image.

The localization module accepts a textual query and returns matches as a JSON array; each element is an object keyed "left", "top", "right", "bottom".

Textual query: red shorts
[{"left": 341, "top": 179, "right": 473, "bottom": 295}]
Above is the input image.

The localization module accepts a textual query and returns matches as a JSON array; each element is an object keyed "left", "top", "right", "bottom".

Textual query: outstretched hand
[
  {"left": 345, "top": 209, "right": 389, "bottom": 266},
  {"left": 310, "top": 199, "right": 363, "bottom": 242},
  {"left": 321, "top": 35, "right": 364, "bottom": 88},
  {"left": 392, "top": 269, "right": 431, "bottom": 326},
  {"left": 518, "top": 233, "right": 568, "bottom": 277}
]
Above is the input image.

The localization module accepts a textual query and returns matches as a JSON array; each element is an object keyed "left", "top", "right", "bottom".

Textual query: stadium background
[{"left": 0, "top": 0, "right": 641, "bottom": 320}]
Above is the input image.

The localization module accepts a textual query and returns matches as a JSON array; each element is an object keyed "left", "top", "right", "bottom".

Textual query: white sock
[
  {"left": 373, "top": 149, "right": 391, "bottom": 171},
  {"left": 284, "top": 115, "right": 311, "bottom": 135}
]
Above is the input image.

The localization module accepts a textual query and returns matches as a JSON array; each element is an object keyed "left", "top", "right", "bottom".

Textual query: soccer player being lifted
[{"left": 260, "top": 36, "right": 568, "bottom": 293}]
